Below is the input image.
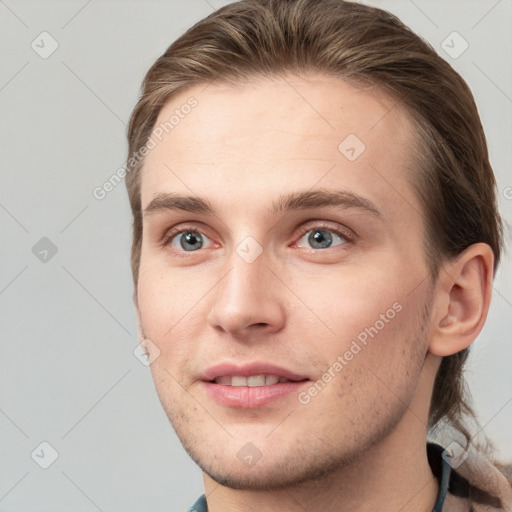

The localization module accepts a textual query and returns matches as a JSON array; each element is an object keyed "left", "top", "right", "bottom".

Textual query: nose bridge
[
  {"left": 207, "top": 235, "right": 285, "bottom": 336},
  {"left": 219, "top": 240, "right": 269, "bottom": 309}
]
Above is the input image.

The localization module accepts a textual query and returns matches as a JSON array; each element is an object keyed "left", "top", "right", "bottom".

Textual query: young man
[{"left": 124, "top": 1, "right": 512, "bottom": 510}]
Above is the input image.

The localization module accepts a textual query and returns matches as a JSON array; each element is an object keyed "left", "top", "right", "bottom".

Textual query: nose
[{"left": 206, "top": 248, "right": 286, "bottom": 340}]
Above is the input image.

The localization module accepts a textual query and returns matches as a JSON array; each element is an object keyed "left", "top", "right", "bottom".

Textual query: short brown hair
[{"left": 125, "top": 0, "right": 505, "bottom": 501}]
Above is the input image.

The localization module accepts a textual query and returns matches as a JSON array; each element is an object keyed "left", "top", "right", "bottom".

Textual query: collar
[{"left": 428, "top": 442, "right": 453, "bottom": 511}]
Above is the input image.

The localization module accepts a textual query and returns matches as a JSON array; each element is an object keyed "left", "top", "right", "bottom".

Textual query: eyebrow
[{"left": 143, "top": 189, "right": 383, "bottom": 219}]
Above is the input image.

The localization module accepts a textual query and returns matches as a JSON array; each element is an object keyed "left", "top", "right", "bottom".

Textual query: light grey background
[{"left": 0, "top": 0, "right": 511, "bottom": 510}]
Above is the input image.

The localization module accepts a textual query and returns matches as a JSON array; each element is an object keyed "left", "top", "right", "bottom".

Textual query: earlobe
[{"left": 428, "top": 243, "right": 494, "bottom": 357}]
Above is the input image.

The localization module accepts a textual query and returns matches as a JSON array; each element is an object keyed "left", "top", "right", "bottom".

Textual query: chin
[
  {"left": 187, "top": 439, "right": 364, "bottom": 492},
  {"left": 198, "top": 463, "right": 313, "bottom": 491}
]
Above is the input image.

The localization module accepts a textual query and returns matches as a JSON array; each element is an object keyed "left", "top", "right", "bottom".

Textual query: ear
[
  {"left": 428, "top": 243, "right": 495, "bottom": 356},
  {"left": 133, "top": 289, "right": 146, "bottom": 343}
]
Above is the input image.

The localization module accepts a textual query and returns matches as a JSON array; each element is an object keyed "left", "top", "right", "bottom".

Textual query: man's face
[{"left": 136, "top": 74, "right": 436, "bottom": 489}]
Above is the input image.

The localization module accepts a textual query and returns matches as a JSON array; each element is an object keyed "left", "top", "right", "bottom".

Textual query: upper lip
[{"left": 200, "top": 362, "right": 310, "bottom": 382}]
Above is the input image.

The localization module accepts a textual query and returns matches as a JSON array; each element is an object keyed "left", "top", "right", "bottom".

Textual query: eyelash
[{"left": 160, "top": 222, "right": 354, "bottom": 256}]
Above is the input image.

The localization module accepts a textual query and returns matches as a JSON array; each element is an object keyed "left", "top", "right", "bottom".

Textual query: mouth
[
  {"left": 209, "top": 375, "right": 308, "bottom": 386},
  {"left": 200, "top": 362, "right": 311, "bottom": 408}
]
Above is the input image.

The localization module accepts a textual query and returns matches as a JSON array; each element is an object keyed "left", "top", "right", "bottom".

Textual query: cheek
[
  {"left": 288, "top": 266, "right": 429, "bottom": 397},
  {"left": 289, "top": 269, "right": 405, "bottom": 348},
  {"left": 136, "top": 263, "right": 209, "bottom": 361},
  {"left": 296, "top": 295, "right": 427, "bottom": 435}
]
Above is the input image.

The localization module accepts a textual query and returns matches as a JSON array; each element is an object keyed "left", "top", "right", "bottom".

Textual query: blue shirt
[{"left": 187, "top": 443, "right": 464, "bottom": 511}]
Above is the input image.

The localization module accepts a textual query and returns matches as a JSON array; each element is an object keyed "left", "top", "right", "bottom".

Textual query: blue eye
[
  {"left": 169, "top": 230, "right": 213, "bottom": 251},
  {"left": 162, "top": 224, "right": 351, "bottom": 254},
  {"left": 296, "top": 228, "right": 348, "bottom": 250}
]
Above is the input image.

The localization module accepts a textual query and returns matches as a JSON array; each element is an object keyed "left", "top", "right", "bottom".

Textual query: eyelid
[
  {"left": 160, "top": 222, "right": 214, "bottom": 247},
  {"left": 292, "top": 221, "right": 355, "bottom": 246}
]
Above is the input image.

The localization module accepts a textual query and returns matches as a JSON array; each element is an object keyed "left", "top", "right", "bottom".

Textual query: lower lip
[{"left": 201, "top": 381, "right": 309, "bottom": 408}]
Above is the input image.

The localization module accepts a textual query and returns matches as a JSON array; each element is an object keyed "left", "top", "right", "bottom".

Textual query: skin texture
[{"left": 133, "top": 74, "right": 494, "bottom": 512}]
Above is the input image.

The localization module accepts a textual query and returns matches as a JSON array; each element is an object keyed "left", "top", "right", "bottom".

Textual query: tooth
[
  {"left": 231, "top": 376, "right": 248, "bottom": 387},
  {"left": 247, "top": 375, "right": 266, "bottom": 387},
  {"left": 214, "top": 375, "right": 290, "bottom": 386}
]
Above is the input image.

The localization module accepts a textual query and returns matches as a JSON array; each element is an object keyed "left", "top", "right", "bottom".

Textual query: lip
[
  {"left": 199, "top": 361, "right": 309, "bottom": 382},
  {"left": 199, "top": 361, "right": 310, "bottom": 409},
  {"left": 201, "top": 381, "right": 310, "bottom": 408}
]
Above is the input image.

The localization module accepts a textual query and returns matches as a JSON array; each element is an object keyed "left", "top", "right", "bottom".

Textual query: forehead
[{"left": 140, "top": 73, "right": 420, "bottom": 223}]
